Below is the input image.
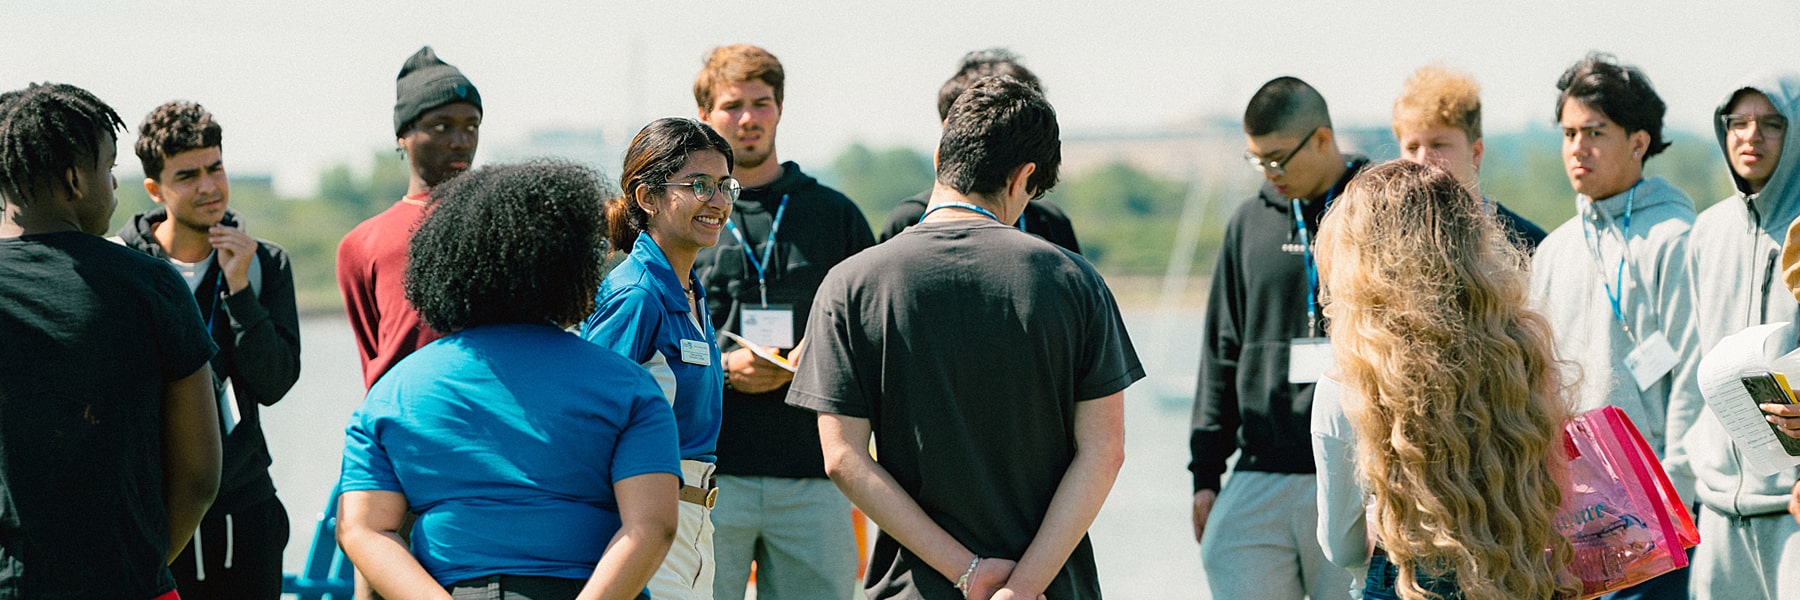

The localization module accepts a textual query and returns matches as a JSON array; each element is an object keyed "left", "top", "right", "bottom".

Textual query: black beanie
[{"left": 393, "top": 46, "right": 481, "bottom": 136}]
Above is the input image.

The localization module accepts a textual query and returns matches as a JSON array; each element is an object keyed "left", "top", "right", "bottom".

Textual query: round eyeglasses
[{"left": 660, "top": 176, "right": 742, "bottom": 202}]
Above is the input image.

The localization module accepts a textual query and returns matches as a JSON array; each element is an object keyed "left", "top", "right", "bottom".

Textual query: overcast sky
[{"left": 7, "top": 0, "right": 1798, "bottom": 195}]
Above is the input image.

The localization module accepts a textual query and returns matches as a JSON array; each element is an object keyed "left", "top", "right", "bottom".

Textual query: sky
[{"left": 6, "top": 0, "right": 1799, "bottom": 195}]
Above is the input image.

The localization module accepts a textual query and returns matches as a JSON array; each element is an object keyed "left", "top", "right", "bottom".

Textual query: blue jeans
[{"left": 1363, "top": 553, "right": 1461, "bottom": 600}]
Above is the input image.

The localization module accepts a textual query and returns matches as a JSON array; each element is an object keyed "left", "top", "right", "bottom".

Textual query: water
[{"left": 265, "top": 310, "right": 1214, "bottom": 598}]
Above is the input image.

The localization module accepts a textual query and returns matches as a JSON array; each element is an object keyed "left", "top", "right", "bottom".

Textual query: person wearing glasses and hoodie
[{"left": 1681, "top": 71, "right": 1800, "bottom": 600}]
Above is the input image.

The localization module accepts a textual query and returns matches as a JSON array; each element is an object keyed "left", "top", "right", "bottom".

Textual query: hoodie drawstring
[
  {"left": 224, "top": 513, "right": 235, "bottom": 569},
  {"left": 192, "top": 526, "right": 206, "bottom": 581},
  {"left": 190, "top": 512, "right": 235, "bottom": 580}
]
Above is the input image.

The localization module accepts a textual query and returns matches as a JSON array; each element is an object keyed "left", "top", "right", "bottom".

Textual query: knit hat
[{"left": 393, "top": 46, "right": 481, "bottom": 136}]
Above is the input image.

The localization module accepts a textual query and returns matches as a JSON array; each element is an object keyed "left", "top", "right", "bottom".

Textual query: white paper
[
  {"left": 1696, "top": 322, "right": 1800, "bottom": 475},
  {"left": 718, "top": 330, "right": 797, "bottom": 373}
]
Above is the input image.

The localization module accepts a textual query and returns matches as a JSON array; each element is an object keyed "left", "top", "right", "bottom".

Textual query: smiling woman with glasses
[{"left": 581, "top": 116, "right": 737, "bottom": 600}]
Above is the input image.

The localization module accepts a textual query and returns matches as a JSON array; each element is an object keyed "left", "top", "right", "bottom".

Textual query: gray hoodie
[
  {"left": 1529, "top": 175, "right": 1702, "bottom": 506},
  {"left": 1682, "top": 71, "right": 1800, "bottom": 517}
]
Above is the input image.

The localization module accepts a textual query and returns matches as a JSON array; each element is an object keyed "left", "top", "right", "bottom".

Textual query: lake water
[{"left": 266, "top": 309, "right": 1215, "bottom": 598}]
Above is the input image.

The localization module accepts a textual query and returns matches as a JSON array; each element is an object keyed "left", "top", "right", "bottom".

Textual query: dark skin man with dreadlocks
[{"left": 0, "top": 82, "right": 221, "bottom": 599}]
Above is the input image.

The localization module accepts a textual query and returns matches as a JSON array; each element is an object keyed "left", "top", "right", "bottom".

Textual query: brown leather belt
[{"left": 679, "top": 484, "right": 718, "bottom": 509}]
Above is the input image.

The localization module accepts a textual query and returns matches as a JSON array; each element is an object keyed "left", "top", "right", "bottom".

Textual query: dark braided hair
[
  {"left": 0, "top": 83, "right": 124, "bottom": 207},
  {"left": 404, "top": 159, "right": 610, "bottom": 332},
  {"left": 135, "top": 101, "right": 222, "bottom": 181}
]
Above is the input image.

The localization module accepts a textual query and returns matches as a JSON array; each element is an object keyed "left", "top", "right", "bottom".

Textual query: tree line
[{"left": 109, "top": 127, "right": 1733, "bottom": 315}]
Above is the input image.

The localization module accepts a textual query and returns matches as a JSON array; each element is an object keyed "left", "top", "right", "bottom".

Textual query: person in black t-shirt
[
  {"left": 878, "top": 48, "right": 1081, "bottom": 254},
  {"left": 0, "top": 82, "right": 220, "bottom": 599},
  {"left": 791, "top": 76, "right": 1143, "bottom": 600}
]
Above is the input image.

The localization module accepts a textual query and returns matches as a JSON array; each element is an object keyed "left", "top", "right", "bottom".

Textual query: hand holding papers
[
  {"left": 720, "top": 330, "right": 797, "bottom": 373},
  {"left": 1696, "top": 322, "right": 1800, "bottom": 476}
]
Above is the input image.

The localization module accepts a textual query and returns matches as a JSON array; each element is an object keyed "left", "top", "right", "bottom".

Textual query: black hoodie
[
  {"left": 115, "top": 207, "right": 300, "bottom": 513},
  {"left": 696, "top": 162, "right": 875, "bottom": 478},
  {"left": 1187, "top": 157, "right": 1369, "bottom": 493}
]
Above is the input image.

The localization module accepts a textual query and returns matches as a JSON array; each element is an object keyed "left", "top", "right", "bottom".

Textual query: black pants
[{"left": 169, "top": 495, "right": 290, "bottom": 600}]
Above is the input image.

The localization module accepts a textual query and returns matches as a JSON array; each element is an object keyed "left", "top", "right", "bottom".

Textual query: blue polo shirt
[
  {"left": 582, "top": 233, "right": 725, "bottom": 462},
  {"left": 338, "top": 323, "right": 680, "bottom": 587}
]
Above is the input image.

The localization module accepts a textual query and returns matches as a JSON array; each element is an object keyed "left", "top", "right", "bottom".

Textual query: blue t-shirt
[
  {"left": 582, "top": 233, "right": 724, "bottom": 462},
  {"left": 338, "top": 323, "right": 680, "bottom": 586}
]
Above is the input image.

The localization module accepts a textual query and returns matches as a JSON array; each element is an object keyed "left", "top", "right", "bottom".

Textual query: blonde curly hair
[{"left": 1315, "top": 160, "right": 1576, "bottom": 600}]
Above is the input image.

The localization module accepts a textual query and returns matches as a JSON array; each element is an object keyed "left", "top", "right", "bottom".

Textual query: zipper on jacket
[{"left": 1762, "top": 249, "right": 1778, "bottom": 323}]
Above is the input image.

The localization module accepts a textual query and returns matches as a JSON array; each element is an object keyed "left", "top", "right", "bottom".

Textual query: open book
[
  {"left": 1696, "top": 322, "right": 1800, "bottom": 475},
  {"left": 718, "top": 330, "right": 797, "bottom": 373}
]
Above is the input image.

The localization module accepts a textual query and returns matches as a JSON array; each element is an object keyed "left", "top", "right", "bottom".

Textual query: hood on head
[{"left": 1714, "top": 71, "right": 1800, "bottom": 224}]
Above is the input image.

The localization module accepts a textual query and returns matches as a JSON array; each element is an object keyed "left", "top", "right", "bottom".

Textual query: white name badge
[
  {"left": 1624, "top": 330, "right": 1679, "bottom": 392},
  {"left": 740, "top": 305, "right": 795, "bottom": 349},
  {"left": 679, "top": 339, "right": 713, "bottom": 366},
  {"left": 219, "top": 378, "right": 241, "bottom": 435},
  {"left": 1288, "top": 337, "right": 1335, "bottom": 384}
]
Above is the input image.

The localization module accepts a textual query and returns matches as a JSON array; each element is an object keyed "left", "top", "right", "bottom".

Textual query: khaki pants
[{"left": 649, "top": 460, "right": 718, "bottom": 600}]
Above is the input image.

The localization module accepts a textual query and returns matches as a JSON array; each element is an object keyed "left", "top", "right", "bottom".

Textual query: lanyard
[
  {"left": 1290, "top": 190, "right": 1332, "bottom": 338},
  {"left": 204, "top": 270, "right": 224, "bottom": 334},
  {"left": 920, "top": 201, "right": 1001, "bottom": 223},
  {"left": 915, "top": 202, "right": 1019, "bottom": 230},
  {"left": 724, "top": 194, "right": 789, "bottom": 307},
  {"left": 1579, "top": 181, "right": 1641, "bottom": 341}
]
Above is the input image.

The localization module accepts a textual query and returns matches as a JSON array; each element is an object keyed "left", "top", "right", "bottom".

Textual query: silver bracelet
[{"left": 955, "top": 556, "right": 982, "bottom": 597}]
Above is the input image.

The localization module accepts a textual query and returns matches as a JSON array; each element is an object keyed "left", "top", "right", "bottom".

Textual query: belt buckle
[{"left": 702, "top": 486, "right": 718, "bottom": 509}]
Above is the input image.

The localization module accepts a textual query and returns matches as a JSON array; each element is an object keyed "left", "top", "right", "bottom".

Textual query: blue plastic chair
[{"left": 281, "top": 485, "right": 355, "bottom": 599}]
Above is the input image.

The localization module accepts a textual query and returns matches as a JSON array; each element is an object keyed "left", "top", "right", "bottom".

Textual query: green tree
[
  {"left": 1043, "top": 161, "right": 1191, "bottom": 273},
  {"left": 320, "top": 151, "right": 411, "bottom": 221},
  {"left": 827, "top": 142, "right": 934, "bottom": 224}
]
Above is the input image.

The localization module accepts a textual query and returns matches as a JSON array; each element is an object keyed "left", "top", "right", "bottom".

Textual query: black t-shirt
[
  {"left": 878, "top": 191, "right": 1082, "bottom": 254},
  {"left": 789, "top": 220, "right": 1144, "bottom": 599},
  {"left": 0, "top": 232, "right": 216, "bottom": 599},
  {"left": 695, "top": 162, "right": 875, "bottom": 478}
]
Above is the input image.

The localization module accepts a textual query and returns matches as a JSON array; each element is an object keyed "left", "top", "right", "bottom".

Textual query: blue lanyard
[
  {"left": 920, "top": 201, "right": 1001, "bottom": 223},
  {"left": 1290, "top": 191, "right": 1332, "bottom": 338},
  {"left": 724, "top": 194, "right": 789, "bottom": 307},
  {"left": 916, "top": 202, "right": 1020, "bottom": 230},
  {"left": 1579, "top": 181, "right": 1641, "bottom": 340},
  {"left": 204, "top": 269, "right": 224, "bottom": 334}
]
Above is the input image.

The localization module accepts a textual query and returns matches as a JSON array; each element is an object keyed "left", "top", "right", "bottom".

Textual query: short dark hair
[
  {"left": 1555, "top": 52, "right": 1671, "bottom": 161},
  {"left": 605, "top": 117, "right": 735, "bottom": 253},
  {"left": 935, "top": 76, "right": 1060, "bottom": 200},
  {"left": 135, "top": 101, "right": 222, "bottom": 181},
  {"left": 1244, "top": 76, "right": 1332, "bottom": 137},
  {"left": 937, "top": 48, "right": 1043, "bottom": 122},
  {"left": 0, "top": 83, "right": 124, "bottom": 207},
  {"left": 694, "top": 44, "right": 785, "bottom": 110},
  {"left": 405, "top": 160, "right": 610, "bottom": 332}
]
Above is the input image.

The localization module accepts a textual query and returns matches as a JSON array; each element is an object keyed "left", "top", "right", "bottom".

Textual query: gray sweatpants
[
  {"left": 1689, "top": 506, "right": 1800, "bottom": 600},
  {"left": 1200, "top": 471, "right": 1352, "bottom": 600}
]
